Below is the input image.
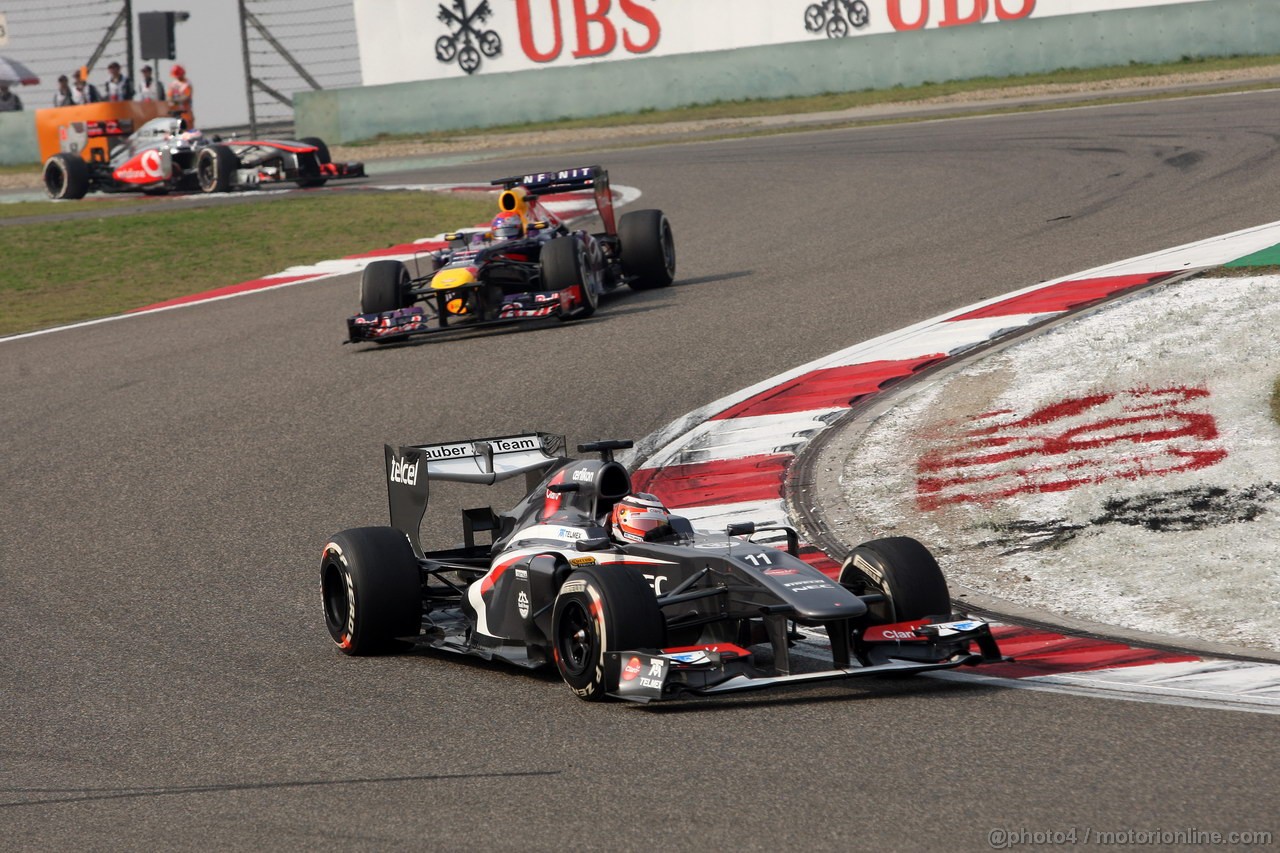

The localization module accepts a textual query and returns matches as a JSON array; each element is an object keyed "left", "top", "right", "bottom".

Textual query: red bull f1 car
[
  {"left": 320, "top": 433, "right": 1002, "bottom": 703},
  {"left": 42, "top": 117, "right": 365, "bottom": 199},
  {"left": 345, "top": 165, "right": 675, "bottom": 344}
]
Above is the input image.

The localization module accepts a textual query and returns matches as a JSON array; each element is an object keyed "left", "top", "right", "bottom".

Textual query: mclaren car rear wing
[
  {"left": 383, "top": 433, "right": 567, "bottom": 555},
  {"left": 490, "top": 165, "right": 616, "bottom": 234}
]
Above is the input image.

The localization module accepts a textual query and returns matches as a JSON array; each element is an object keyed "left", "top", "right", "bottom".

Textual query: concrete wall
[
  {"left": 297, "top": 0, "right": 1279, "bottom": 144},
  {"left": 0, "top": 111, "right": 40, "bottom": 166}
]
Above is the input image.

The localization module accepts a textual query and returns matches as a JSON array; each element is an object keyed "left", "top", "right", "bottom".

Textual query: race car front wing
[
  {"left": 605, "top": 618, "right": 1005, "bottom": 703},
  {"left": 346, "top": 288, "right": 574, "bottom": 343}
]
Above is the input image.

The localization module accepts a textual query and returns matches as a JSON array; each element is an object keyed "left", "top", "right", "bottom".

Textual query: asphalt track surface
[{"left": 5, "top": 93, "right": 1280, "bottom": 849}]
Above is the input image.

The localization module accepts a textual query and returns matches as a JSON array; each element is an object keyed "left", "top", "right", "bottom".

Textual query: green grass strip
[{"left": 0, "top": 191, "right": 496, "bottom": 336}]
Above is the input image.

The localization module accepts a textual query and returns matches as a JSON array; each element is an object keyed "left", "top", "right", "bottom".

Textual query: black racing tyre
[
  {"left": 43, "top": 153, "right": 90, "bottom": 200},
  {"left": 541, "top": 236, "right": 597, "bottom": 320},
  {"left": 196, "top": 144, "right": 236, "bottom": 193},
  {"left": 299, "top": 136, "right": 331, "bottom": 164},
  {"left": 618, "top": 209, "right": 676, "bottom": 290},
  {"left": 839, "top": 536, "right": 952, "bottom": 624},
  {"left": 320, "top": 527, "right": 422, "bottom": 655},
  {"left": 552, "top": 565, "right": 665, "bottom": 701},
  {"left": 360, "top": 260, "right": 411, "bottom": 314},
  {"left": 296, "top": 136, "right": 330, "bottom": 187}
]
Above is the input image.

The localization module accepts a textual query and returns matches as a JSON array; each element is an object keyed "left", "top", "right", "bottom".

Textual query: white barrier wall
[
  {"left": 355, "top": 0, "right": 1218, "bottom": 84},
  {"left": 299, "top": 0, "right": 1277, "bottom": 144}
]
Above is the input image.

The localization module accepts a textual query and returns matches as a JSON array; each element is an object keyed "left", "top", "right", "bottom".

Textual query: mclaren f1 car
[
  {"left": 320, "top": 433, "right": 1002, "bottom": 703},
  {"left": 42, "top": 117, "right": 365, "bottom": 199},
  {"left": 345, "top": 165, "right": 675, "bottom": 344}
]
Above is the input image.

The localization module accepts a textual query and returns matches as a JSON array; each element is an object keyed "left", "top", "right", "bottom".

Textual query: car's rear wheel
[
  {"left": 321, "top": 527, "right": 422, "bottom": 655},
  {"left": 297, "top": 136, "right": 330, "bottom": 187},
  {"left": 839, "top": 536, "right": 952, "bottom": 624},
  {"left": 196, "top": 144, "right": 236, "bottom": 193},
  {"left": 619, "top": 209, "right": 675, "bottom": 290},
  {"left": 541, "top": 236, "right": 597, "bottom": 320},
  {"left": 43, "top": 153, "right": 90, "bottom": 200},
  {"left": 360, "top": 260, "right": 411, "bottom": 315},
  {"left": 552, "top": 565, "right": 665, "bottom": 701}
]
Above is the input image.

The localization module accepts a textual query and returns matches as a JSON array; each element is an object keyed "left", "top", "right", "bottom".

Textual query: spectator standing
[
  {"left": 0, "top": 82, "right": 22, "bottom": 112},
  {"left": 103, "top": 61, "right": 133, "bottom": 101},
  {"left": 72, "top": 72, "right": 102, "bottom": 104},
  {"left": 52, "top": 75, "right": 74, "bottom": 106},
  {"left": 135, "top": 64, "right": 164, "bottom": 102},
  {"left": 166, "top": 64, "right": 194, "bottom": 127}
]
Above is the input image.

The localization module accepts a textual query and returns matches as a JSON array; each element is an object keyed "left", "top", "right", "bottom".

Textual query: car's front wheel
[
  {"left": 321, "top": 527, "right": 422, "bottom": 655},
  {"left": 360, "top": 259, "right": 412, "bottom": 314},
  {"left": 297, "top": 136, "right": 331, "bottom": 187},
  {"left": 552, "top": 565, "right": 664, "bottom": 701},
  {"left": 196, "top": 144, "right": 236, "bottom": 193},
  {"left": 839, "top": 536, "right": 953, "bottom": 624},
  {"left": 542, "top": 235, "right": 598, "bottom": 320}
]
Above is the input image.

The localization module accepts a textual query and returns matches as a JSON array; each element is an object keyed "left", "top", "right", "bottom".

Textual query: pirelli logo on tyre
[
  {"left": 560, "top": 579, "right": 587, "bottom": 595},
  {"left": 850, "top": 553, "right": 883, "bottom": 584}
]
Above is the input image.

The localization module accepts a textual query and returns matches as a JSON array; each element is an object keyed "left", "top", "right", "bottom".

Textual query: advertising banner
[{"left": 354, "top": 0, "right": 1216, "bottom": 85}]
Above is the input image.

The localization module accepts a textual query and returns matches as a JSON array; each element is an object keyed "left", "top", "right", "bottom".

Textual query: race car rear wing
[
  {"left": 491, "top": 165, "right": 602, "bottom": 194},
  {"left": 491, "top": 165, "right": 616, "bottom": 235},
  {"left": 384, "top": 433, "right": 567, "bottom": 554},
  {"left": 405, "top": 432, "right": 566, "bottom": 485}
]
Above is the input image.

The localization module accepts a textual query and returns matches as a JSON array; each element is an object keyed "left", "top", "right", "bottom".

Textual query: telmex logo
[{"left": 389, "top": 456, "right": 419, "bottom": 485}]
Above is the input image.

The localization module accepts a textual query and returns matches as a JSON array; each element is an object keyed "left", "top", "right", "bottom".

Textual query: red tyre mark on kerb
[{"left": 916, "top": 387, "right": 1228, "bottom": 510}]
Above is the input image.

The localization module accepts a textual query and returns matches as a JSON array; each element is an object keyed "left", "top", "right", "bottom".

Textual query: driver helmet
[
  {"left": 491, "top": 212, "right": 524, "bottom": 240},
  {"left": 610, "top": 493, "right": 671, "bottom": 542}
]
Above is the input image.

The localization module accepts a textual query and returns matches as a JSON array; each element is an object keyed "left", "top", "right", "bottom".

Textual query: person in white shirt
[
  {"left": 71, "top": 74, "right": 101, "bottom": 104},
  {"left": 135, "top": 64, "right": 165, "bottom": 102},
  {"left": 103, "top": 61, "right": 133, "bottom": 101},
  {"left": 52, "top": 75, "right": 74, "bottom": 107}
]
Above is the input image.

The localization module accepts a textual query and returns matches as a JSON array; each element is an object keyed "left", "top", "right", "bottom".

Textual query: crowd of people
[{"left": 0, "top": 60, "right": 194, "bottom": 125}]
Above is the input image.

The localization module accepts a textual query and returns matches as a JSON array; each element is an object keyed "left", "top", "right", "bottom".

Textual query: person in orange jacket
[{"left": 166, "top": 64, "right": 194, "bottom": 128}]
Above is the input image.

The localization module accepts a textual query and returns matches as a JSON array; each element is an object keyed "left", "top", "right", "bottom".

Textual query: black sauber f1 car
[
  {"left": 345, "top": 165, "right": 675, "bottom": 344},
  {"left": 42, "top": 117, "right": 365, "bottom": 199},
  {"left": 320, "top": 433, "right": 1003, "bottom": 702}
]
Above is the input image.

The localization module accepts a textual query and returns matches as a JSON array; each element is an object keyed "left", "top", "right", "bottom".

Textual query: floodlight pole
[
  {"left": 238, "top": 0, "right": 257, "bottom": 137},
  {"left": 124, "top": 0, "right": 134, "bottom": 87}
]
